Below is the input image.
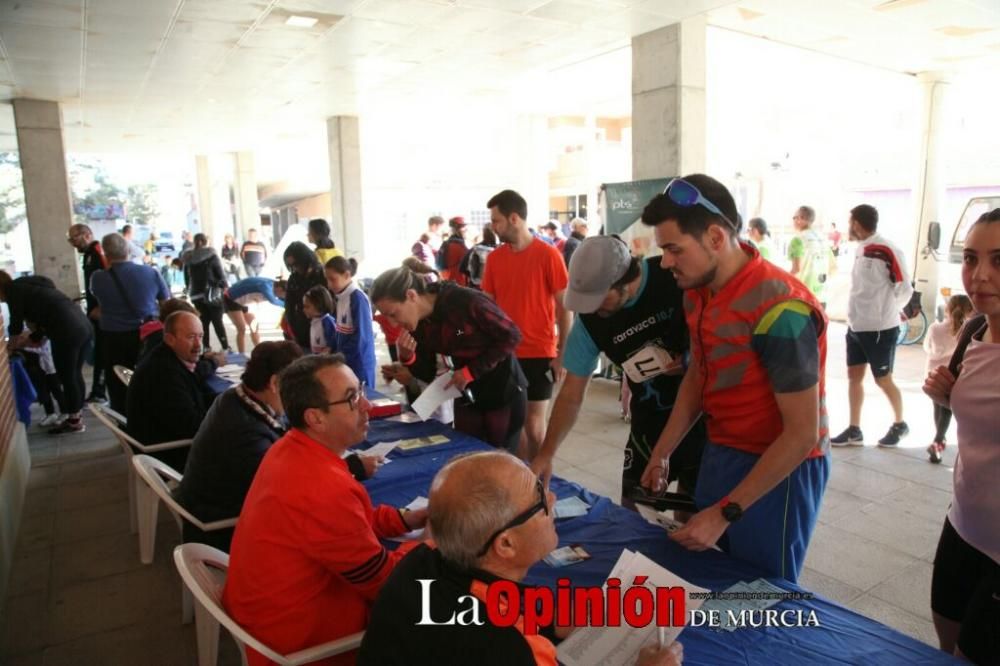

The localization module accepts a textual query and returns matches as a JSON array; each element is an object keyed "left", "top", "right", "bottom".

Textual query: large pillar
[
  {"left": 911, "top": 72, "right": 949, "bottom": 317},
  {"left": 327, "top": 116, "right": 364, "bottom": 259},
  {"left": 515, "top": 114, "right": 551, "bottom": 229},
  {"left": 631, "top": 16, "right": 707, "bottom": 180},
  {"left": 12, "top": 99, "right": 80, "bottom": 296},
  {"left": 234, "top": 151, "right": 258, "bottom": 241},
  {"left": 194, "top": 154, "right": 215, "bottom": 243}
]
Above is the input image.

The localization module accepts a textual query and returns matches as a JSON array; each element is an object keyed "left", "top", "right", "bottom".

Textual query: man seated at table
[
  {"left": 223, "top": 354, "right": 428, "bottom": 666},
  {"left": 174, "top": 341, "right": 381, "bottom": 552},
  {"left": 126, "top": 311, "right": 221, "bottom": 471},
  {"left": 358, "top": 451, "right": 683, "bottom": 666}
]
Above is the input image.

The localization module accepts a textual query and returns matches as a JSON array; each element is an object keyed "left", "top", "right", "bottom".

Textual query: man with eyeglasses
[
  {"left": 359, "top": 451, "right": 682, "bottom": 666},
  {"left": 224, "top": 354, "right": 427, "bottom": 666},
  {"left": 67, "top": 223, "right": 109, "bottom": 403},
  {"left": 637, "top": 174, "right": 831, "bottom": 584}
]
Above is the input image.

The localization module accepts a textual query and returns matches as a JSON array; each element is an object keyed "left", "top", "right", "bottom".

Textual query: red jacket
[
  {"left": 686, "top": 243, "right": 828, "bottom": 458},
  {"left": 223, "top": 428, "right": 413, "bottom": 665}
]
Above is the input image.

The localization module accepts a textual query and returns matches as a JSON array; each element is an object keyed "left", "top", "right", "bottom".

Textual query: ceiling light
[{"left": 285, "top": 15, "right": 318, "bottom": 28}]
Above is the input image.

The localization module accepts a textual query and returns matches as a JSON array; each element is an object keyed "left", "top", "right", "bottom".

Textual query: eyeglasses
[
  {"left": 663, "top": 178, "right": 737, "bottom": 232},
  {"left": 323, "top": 381, "right": 367, "bottom": 411},
  {"left": 476, "top": 476, "right": 549, "bottom": 557}
]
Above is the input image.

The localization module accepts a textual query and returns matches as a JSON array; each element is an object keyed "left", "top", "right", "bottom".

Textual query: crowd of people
[{"left": 2, "top": 176, "right": 996, "bottom": 665}]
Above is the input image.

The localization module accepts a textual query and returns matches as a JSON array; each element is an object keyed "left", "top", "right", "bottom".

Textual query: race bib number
[{"left": 622, "top": 343, "right": 674, "bottom": 384}]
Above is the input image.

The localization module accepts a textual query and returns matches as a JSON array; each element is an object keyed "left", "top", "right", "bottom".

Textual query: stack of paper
[
  {"left": 215, "top": 364, "right": 245, "bottom": 384},
  {"left": 557, "top": 549, "right": 708, "bottom": 666}
]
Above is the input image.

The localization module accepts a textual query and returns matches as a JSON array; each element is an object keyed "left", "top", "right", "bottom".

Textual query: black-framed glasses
[
  {"left": 664, "top": 177, "right": 737, "bottom": 231},
  {"left": 323, "top": 381, "right": 367, "bottom": 411},
  {"left": 476, "top": 476, "right": 549, "bottom": 557}
]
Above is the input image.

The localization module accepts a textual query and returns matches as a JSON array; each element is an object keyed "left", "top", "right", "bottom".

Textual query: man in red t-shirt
[
  {"left": 223, "top": 354, "right": 428, "bottom": 665},
  {"left": 482, "top": 189, "right": 571, "bottom": 461}
]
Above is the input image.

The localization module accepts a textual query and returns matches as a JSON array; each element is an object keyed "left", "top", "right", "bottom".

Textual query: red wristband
[
  {"left": 719, "top": 495, "right": 731, "bottom": 508},
  {"left": 460, "top": 366, "right": 474, "bottom": 383}
]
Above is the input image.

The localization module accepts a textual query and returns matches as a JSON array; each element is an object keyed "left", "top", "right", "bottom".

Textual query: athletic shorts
[
  {"left": 223, "top": 293, "right": 248, "bottom": 313},
  {"left": 518, "top": 357, "right": 555, "bottom": 401},
  {"left": 694, "top": 442, "right": 830, "bottom": 583},
  {"left": 931, "top": 518, "right": 1000, "bottom": 664},
  {"left": 846, "top": 327, "right": 898, "bottom": 378}
]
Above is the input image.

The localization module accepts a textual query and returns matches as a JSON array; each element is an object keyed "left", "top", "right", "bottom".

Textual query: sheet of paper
[
  {"left": 216, "top": 364, "right": 245, "bottom": 375},
  {"left": 636, "top": 504, "right": 684, "bottom": 534},
  {"left": 554, "top": 496, "right": 590, "bottom": 519},
  {"left": 410, "top": 373, "right": 462, "bottom": 421},
  {"left": 389, "top": 496, "right": 428, "bottom": 542},
  {"left": 557, "top": 549, "right": 708, "bottom": 666},
  {"left": 386, "top": 411, "right": 422, "bottom": 424},
  {"left": 362, "top": 439, "right": 402, "bottom": 459},
  {"left": 698, "top": 578, "right": 787, "bottom": 631},
  {"left": 397, "top": 434, "right": 450, "bottom": 451}
]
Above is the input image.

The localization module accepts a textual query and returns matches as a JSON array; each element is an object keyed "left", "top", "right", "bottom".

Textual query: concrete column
[
  {"left": 631, "top": 16, "right": 707, "bottom": 180},
  {"left": 327, "top": 116, "right": 364, "bottom": 259},
  {"left": 12, "top": 99, "right": 80, "bottom": 296},
  {"left": 515, "top": 114, "right": 551, "bottom": 229},
  {"left": 911, "top": 72, "right": 949, "bottom": 316},
  {"left": 234, "top": 151, "right": 258, "bottom": 241},
  {"left": 194, "top": 155, "right": 215, "bottom": 243}
]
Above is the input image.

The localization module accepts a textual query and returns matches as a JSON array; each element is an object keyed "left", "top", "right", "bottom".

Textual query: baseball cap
[
  {"left": 563, "top": 236, "right": 632, "bottom": 313},
  {"left": 449, "top": 216, "right": 466, "bottom": 229}
]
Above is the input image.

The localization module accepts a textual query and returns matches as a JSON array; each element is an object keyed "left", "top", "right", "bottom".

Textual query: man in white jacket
[{"left": 831, "top": 204, "right": 913, "bottom": 448}]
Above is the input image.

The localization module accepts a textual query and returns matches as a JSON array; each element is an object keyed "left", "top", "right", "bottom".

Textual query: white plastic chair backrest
[
  {"left": 114, "top": 364, "right": 133, "bottom": 387},
  {"left": 173, "top": 544, "right": 304, "bottom": 665},
  {"left": 131, "top": 455, "right": 234, "bottom": 532},
  {"left": 88, "top": 402, "right": 143, "bottom": 455}
]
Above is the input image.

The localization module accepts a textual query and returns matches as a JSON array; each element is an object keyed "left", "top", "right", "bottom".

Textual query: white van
[{"left": 936, "top": 195, "right": 1000, "bottom": 317}]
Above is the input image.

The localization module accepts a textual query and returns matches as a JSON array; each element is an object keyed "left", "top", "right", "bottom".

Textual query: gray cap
[{"left": 563, "top": 236, "right": 632, "bottom": 313}]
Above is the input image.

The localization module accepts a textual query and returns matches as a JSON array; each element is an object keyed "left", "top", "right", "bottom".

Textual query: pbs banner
[{"left": 602, "top": 178, "right": 672, "bottom": 235}]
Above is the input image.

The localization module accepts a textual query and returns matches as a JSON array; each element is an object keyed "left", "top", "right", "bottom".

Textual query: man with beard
[
  {"left": 482, "top": 189, "right": 572, "bottom": 461},
  {"left": 637, "top": 174, "right": 830, "bottom": 583},
  {"left": 530, "top": 236, "right": 706, "bottom": 509}
]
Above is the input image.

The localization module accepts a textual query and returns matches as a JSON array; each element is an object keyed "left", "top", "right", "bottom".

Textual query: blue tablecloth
[
  {"left": 205, "top": 352, "right": 248, "bottom": 394},
  {"left": 356, "top": 416, "right": 957, "bottom": 666}
]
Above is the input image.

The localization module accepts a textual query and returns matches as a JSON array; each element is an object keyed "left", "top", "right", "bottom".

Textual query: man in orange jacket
[{"left": 639, "top": 174, "right": 831, "bottom": 583}]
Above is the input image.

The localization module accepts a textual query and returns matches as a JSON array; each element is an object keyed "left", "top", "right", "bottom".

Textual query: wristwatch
[{"left": 719, "top": 496, "right": 743, "bottom": 523}]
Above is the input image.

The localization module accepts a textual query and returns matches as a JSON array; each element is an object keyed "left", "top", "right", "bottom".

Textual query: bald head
[
  {"left": 163, "top": 311, "right": 203, "bottom": 364},
  {"left": 429, "top": 452, "right": 556, "bottom": 574}
]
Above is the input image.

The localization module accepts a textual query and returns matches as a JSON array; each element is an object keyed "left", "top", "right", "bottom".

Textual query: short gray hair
[
  {"left": 428, "top": 452, "right": 524, "bottom": 570},
  {"left": 102, "top": 233, "right": 128, "bottom": 261},
  {"left": 570, "top": 217, "right": 588, "bottom": 232}
]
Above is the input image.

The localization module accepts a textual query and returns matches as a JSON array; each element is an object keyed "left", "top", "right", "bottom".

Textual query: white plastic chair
[
  {"left": 131, "top": 454, "right": 237, "bottom": 565},
  {"left": 88, "top": 403, "right": 192, "bottom": 534},
  {"left": 174, "top": 543, "right": 365, "bottom": 666},
  {"left": 113, "top": 364, "right": 134, "bottom": 387}
]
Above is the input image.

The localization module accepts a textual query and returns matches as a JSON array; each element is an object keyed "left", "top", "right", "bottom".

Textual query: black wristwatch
[{"left": 720, "top": 496, "right": 743, "bottom": 523}]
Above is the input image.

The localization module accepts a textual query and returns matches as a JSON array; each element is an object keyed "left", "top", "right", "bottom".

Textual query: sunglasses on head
[{"left": 663, "top": 178, "right": 737, "bottom": 232}]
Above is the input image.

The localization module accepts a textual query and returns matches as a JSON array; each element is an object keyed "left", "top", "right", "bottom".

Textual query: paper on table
[
  {"left": 362, "top": 439, "right": 402, "bottom": 459},
  {"left": 389, "top": 496, "right": 428, "bottom": 542},
  {"left": 557, "top": 549, "right": 708, "bottom": 666},
  {"left": 216, "top": 364, "right": 244, "bottom": 375},
  {"left": 554, "top": 496, "right": 590, "bottom": 519},
  {"left": 698, "top": 578, "right": 787, "bottom": 631},
  {"left": 410, "top": 373, "right": 461, "bottom": 421}
]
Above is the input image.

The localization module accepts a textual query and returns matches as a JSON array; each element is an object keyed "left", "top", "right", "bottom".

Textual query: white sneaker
[{"left": 39, "top": 414, "right": 62, "bottom": 427}]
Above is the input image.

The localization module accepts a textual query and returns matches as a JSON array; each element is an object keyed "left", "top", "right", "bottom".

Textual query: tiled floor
[{"left": 0, "top": 320, "right": 955, "bottom": 663}]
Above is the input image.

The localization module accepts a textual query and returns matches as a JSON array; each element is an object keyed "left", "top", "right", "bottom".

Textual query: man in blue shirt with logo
[{"left": 531, "top": 236, "right": 706, "bottom": 507}]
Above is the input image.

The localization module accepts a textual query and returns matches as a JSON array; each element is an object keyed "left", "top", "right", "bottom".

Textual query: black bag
[{"left": 204, "top": 283, "right": 224, "bottom": 306}]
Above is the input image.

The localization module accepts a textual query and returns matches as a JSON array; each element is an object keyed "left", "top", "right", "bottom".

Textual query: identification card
[{"left": 621, "top": 343, "right": 674, "bottom": 384}]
